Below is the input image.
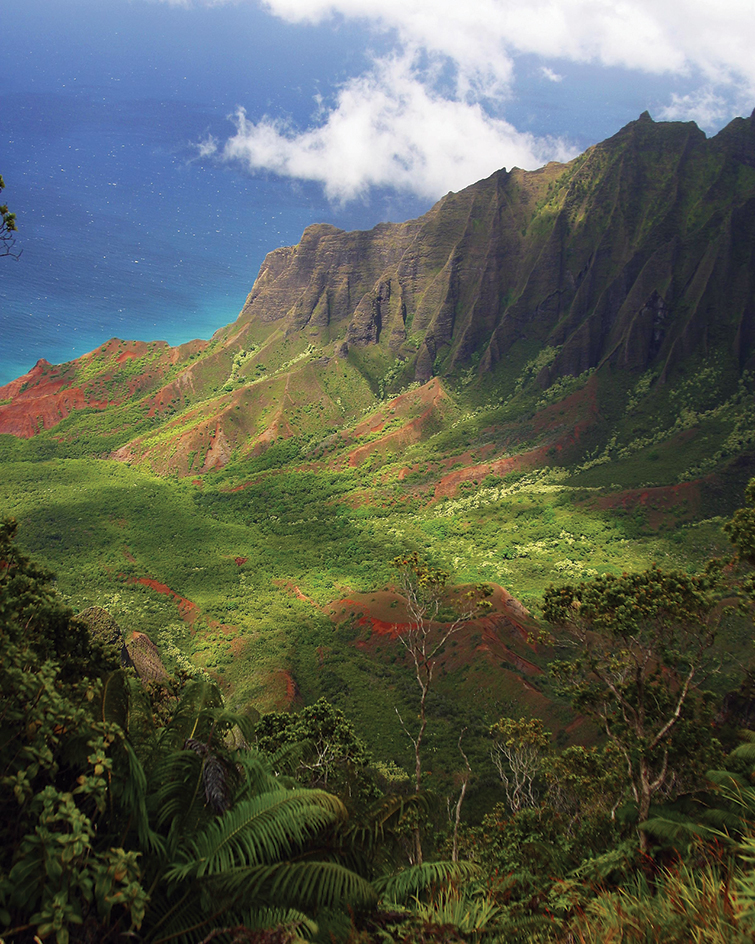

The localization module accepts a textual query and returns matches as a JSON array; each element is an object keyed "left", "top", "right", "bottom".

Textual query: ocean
[
  {"left": 0, "top": 0, "right": 429, "bottom": 386},
  {"left": 2, "top": 0, "right": 714, "bottom": 387}
]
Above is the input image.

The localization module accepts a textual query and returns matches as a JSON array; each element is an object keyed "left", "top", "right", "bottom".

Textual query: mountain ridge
[
  {"left": 2, "top": 112, "right": 755, "bottom": 746},
  {"left": 1, "top": 110, "right": 754, "bottom": 498}
]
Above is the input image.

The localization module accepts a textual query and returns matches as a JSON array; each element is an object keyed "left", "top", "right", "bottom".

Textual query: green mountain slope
[{"left": 1, "top": 112, "right": 754, "bottom": 794}]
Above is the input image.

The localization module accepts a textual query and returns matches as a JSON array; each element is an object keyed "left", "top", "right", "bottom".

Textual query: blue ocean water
[
  {"left": 2, "top": 0, "right": 731, "bottom": 387},
  {"left": 0, "top": 0, "right": 428, "bottom": 385}
]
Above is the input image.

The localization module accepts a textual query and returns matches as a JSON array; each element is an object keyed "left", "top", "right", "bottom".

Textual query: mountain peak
[
  {"left": 2, "top": 113, "right": 755, "bottom": 479},
  {"left": 712, "top": 106, "right": 755, "bottom": 166}
]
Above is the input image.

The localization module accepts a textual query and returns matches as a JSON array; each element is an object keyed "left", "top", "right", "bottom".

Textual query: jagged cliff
[
  {"left": 215, "top": 109, "right": 755, "bottom": 383},
  {"left": 2, "top": 110, "right": 754, "bottom": 476}
]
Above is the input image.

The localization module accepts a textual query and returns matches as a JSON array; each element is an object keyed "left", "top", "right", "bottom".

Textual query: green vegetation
[
  {"left": 0, "top": 173, "right": 19, "bottom": 259},
  {"left": 4, "top": 109, "right": 755, "bottom": 942},
  {"left": 0, "top": 347, "right": 750, "bottom": 785},
  {"left": 3, "top": 480, "right": 755, "bottom": 943}
]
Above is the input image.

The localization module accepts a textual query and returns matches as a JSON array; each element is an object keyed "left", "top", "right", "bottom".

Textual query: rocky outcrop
[
  {"left": 2, "top": 111, "right": 755, "bottom": 472},
  {"left": 218, "top": 110, "right": 755, "bottom": 391}
]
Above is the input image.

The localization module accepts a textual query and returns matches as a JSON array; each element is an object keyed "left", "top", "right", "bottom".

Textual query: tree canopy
[
  {"left": 0, "top": 174, "right": 19, "bottom": 259},
  {"left": 543, "top": 565, "right": 722, "bottom": 850}
]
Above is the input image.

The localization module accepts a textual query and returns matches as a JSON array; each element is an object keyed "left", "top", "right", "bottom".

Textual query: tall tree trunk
[
  {"left": 451, "top": 729, "right": 471, "bottom": 863},
  {"left": 638, "top": 759, "right": 652, "bottom": 855},
  {"left": 412, "top": 700, "right": 427, "bottom": 865}
]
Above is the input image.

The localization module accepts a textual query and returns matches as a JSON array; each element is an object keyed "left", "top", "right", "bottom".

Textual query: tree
[
  {"left": 0, "top": 519, "right": 146, "bottom": 943},
  {"left": 0, "top": 521, "right": 380, "bottom": 943},
  {"left": 725, "top": 478, "right": 755, "bottom": 612},
  {"left": 449, "top": 728, "right": 471, "bottom": 864},
  {"left": 255, "top": 698, "right": 377, "bottom": 804},
  {"left": 0, "top": 175, "right": 19, "bottom": 259},
  {"left": 392, "top": 553, "right": 491, "bottom": 864},
  {"left": 543, "top": 565, "right": 721, "bottom": 853},
  {"left": 489, "top": 717, "right": 550, "bottom": 814}
]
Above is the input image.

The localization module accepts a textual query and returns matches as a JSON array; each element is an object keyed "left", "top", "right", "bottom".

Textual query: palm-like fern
[
  {"left": 94, "top": 676, "right": 381, "bottom": 942},
  {"left": 139, "top": 756, "right": 378, "bottom": 941},
  {"left": 166, "top": 787, "right": 347, "bottom": 882},
  {"left": 374, "top": 859, "right": 479, "bottom": 904}
]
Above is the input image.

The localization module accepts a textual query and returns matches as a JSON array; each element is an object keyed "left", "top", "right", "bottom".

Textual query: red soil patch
[
  {"left": 273, "top": 579, "right": 320, "bottom": 608},
  {"left": 432, "top": 445, "right": 549, "bottom": 500},
  {"left": 584, "top": 481, "right": 702, "bottom": 529},
  {"left": 130, "top": 576, "right": 240, "bottom": 651},
  {"left": 234, "top": 557, "right": 248, "bottom": 566},
  {"left": 430, "top": 384, "right": 600, "bottom": 501},
  {"left": 229, "top": 635, "right": 248, "bottom": 657},
  {"left": 533, "top": 376, "right": 599, "bottom": 437},
  {"left": 426, "top": 379, "right": 601, "bottom": 500},
  {"left": 131, "top": 576, "right": 201, "bottom": 624},
  {"left": 271, "top": 669, "right": 301, "bottom": 710},
  {"left": 0, "top": 340, "right": 185, "bottom": 438},
  {"left": 322, "top": 584, "right": 566, "bottom": 723},
  {"left": 117, "top": 350, "right": 140, "bottom": 363},
  {"left": 564, "top": 715, "right": 587, "bottom": 734},
  {"left": 346, "top": 379, "right": 447, "bottom": 467},
  {"left": 0, "top": 338, "right": 203, "bottom": 442},
  {"left": 0, "top": 373, "right": 110, "bottom": 438},
  {"left": 0, "top": 359, "right": 53, "bottom": 399},
  {"left": 477, "top": 618, "right": 542, "bottom": 675},
  {"left": 326, "top": 585, "right": 538, "bottom": 655},
  {"left": 325, "top": 591, "right": 411, "bottom": 640}
]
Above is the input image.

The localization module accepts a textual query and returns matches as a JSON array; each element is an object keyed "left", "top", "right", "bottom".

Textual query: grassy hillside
[
  {"left": 2, "top": 113, "right": 755, "bottom": 812},
  {"left": 2, "top": 361, "right": 752, "bottom": 819}
]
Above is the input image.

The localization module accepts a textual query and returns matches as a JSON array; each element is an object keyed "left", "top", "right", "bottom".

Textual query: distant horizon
[
  {"left": 2, "top": 0, "right": 753, "bottom": 385},
  {"left": 2, "top": 105, "right": 752, "bottom": 387}
]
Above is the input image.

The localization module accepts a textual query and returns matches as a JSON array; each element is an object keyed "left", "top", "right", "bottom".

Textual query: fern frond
[
  {"left": 207, "top": 860, "right": 378, "bottom": 911},
  {"left": 127, "top": 678, "right": 161, "bottom": 761},
  {"left": 119, "top": 738, "right": 165, "bottom": 854},
  {"left": 707, "top": 769, "right": 750, "bottom": 790},
  {"left": 100, "top": 669, "right": 130, "bottom": 728},
  {"left": 339, "top": 793, "right": 430, "bottom": 872},
  {"left": 356, "top": 793, "right": 429, "bottom": 838},
  {"left": 232, "top": 906, "right": 316, "bottom": 937},
  {"left": 265, "top": 739, "right": 310, "bottom": 778},
  {"left": 141, "top": 883, "right": 210, "bottom": 944},
  {"left": 153, "top": 749, "right": 207, "bottom": 832},
  {"left": 234, "top": 750, "right": 284, "bottom": 799},
  {"left": 158, "top": 679, "right": 225, "bottom": 751},
  {"left": 642, "top": 813, "right": 714, "bottom": 844},
  {"left": 374, "top": 860, "right": 479, "bottom": 903},
  {"left": 166, "top": 789, "right": 347, "bottom": 882}
]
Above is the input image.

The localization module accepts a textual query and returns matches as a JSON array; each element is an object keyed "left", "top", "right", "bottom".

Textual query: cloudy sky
[
  {"left": 1, "top": 0, "right": 754, "bottom": 380},
  {"left": 181, "top": 0, "right": 755, "bottom": 201}
]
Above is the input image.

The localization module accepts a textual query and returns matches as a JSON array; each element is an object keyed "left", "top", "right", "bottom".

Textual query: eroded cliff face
[
  {"left": 2, "top": 111, "right": 754, "bottom": 476},
  {"left": 211, "top": 110, "right": 755, "bottom": 389}
]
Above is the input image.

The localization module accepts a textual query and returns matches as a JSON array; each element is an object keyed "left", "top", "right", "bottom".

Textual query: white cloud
[
  {"left": 657, "top": 89, "right": 733, "bottom": 130},
  {"left": 541, "top": 67, "right": 563, "bottom": 83},
  {"left": 215, "top": 54, "right": 574, "bottom": 202},
  {"left": 169, "top": 0, "right": 755, "bottom": 200},
  {"left": 260, "top": 1, "right": 755, "bottom": 91}
]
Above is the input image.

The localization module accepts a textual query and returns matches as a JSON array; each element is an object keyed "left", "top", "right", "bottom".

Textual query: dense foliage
[{"left": 2, "top": 473, "right": 755, "bottom": 943}]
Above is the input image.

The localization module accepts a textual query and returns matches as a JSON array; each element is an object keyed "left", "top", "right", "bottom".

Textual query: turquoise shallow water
[
  {"left": 2, "top": 0, "right": 724, "bottom": 386},
  {"left": 0, "top": 0, "right": 429, "bottom": 385}
]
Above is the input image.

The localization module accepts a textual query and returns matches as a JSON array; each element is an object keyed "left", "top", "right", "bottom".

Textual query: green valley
[{"left": 2, "top": 110, "right": 755, "bottom": 943}]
